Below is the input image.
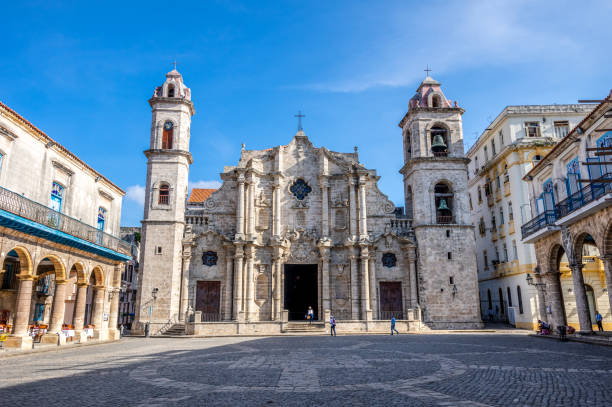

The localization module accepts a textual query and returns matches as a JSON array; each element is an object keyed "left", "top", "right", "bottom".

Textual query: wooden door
[
  {"left": 195, "top": 281, "right": 221, "bottom": 321},
  {"left": 379, "top": 282, "right": 403, "bottom": 319}
]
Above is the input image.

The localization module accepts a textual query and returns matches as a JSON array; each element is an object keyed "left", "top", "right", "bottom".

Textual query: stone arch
[
  {"left": 548, "top": 243, "right": 566, "bottom": 274},
  {"left": 604, "top": 220, "right": 612, "bottom": 257},
  {"left": 69, "top": 262, "right": 88, "bottom": 285},
  {"left": 427, "top": 91, "right": 444, "bottom": 108},
  {"left": 36, "top": 254, "right": 67, "bottom": 281},
  {"left": 4, "top": 246, "right": 33, "bottom": 276},
  {"left": 90, "top": 266, "right": 105, "bottom": 287},
  {"left": 572, "top": 231, "right": 602, "bottom": 266}
]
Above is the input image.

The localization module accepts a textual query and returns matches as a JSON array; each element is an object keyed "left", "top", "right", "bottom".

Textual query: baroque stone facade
[{"left": 134, "top": 71, "right": 482, "bottom": 334}]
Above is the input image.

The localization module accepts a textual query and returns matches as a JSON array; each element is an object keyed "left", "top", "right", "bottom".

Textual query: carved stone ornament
[
  {"left": 204, "top": 199, "right": 216, "bottom": 209},
  {"left": 202, "top": 251, "right": 218, "bottom": 267},
  {"left": 382, "top": 252, "right": 397, "bottom": 268},
  {"left": 290, "top": 178, "right": 312, "bottom": 201}
]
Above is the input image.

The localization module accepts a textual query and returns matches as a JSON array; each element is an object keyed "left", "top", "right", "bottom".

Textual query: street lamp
[
  {"left": 525, "top": 273, "right": 546, "bottom": 288},
  {"left": 145, "top": 287, "right": 159, "bottom": 338}
]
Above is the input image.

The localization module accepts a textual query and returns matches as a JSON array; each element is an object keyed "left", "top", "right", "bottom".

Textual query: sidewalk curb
[
  {"left": 529, "top": 333, "right": 612, "bottom": 347},
  {"left": 0, "top": 339, "right": 120, "bottom": 359}
]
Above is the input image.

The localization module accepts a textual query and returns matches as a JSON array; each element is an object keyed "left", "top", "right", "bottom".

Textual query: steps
[
  {"left": 161, "top": 323, "right": 186, "bottom": 336},
  {"left": 283, "top": 322, "right": 326, "bottom": 334}
]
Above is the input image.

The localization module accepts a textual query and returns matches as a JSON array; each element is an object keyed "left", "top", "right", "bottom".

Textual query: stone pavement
[{"left": 1, "top": 334, "right": 612, "bottom": 406}]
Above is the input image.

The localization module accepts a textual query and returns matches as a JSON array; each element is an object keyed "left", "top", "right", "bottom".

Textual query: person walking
[
  {"left": 595, "top": 310, "right": 604, "bottom": 332},
  {"left": 390, "top": 316, "right": 399, "bottom": 335},
  {"left": 330, "top": 315, "right": 336, "bottom": 336},
  {"left": 307, "top": 306, "right": 314, "bottom": 325}
]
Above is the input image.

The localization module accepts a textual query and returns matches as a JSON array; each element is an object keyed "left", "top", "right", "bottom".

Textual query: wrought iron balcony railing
[
  {"left": 521, "top": 210, "right": 557, "bottom": 239},
  {"left": 556, "top": 173, "right": 612, "bottom": 219},
  {"left": 0, "top": 186, "right": 131, "bottom": 254}
]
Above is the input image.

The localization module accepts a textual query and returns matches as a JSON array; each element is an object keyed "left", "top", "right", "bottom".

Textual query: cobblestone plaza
[{"left": 1, "top": 334, "right": 612, "bottom": 406}]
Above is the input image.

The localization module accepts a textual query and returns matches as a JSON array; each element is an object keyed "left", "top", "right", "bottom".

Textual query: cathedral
[{"left": 133, "top": 69, "right": 482, "bottom": 335}]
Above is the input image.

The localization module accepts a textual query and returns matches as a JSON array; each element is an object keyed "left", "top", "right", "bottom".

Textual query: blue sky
[{"left": 2, "top": 0, "right": 610, "bottom": 226}]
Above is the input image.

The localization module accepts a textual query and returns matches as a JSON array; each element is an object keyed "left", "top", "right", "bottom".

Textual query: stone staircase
[
  {"left": 161, "top": 323, "right": 186, "bottom": 336},
  {"left": 283, "top": 322, "right": 326, "bottom": 334}
]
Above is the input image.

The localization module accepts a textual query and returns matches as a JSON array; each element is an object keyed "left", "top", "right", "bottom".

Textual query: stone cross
[{"left": 294, "top": 111, "right": 305, "bottom": 131}]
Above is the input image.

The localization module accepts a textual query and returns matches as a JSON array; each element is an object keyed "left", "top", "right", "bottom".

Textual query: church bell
[
  {"left": 431, "top": 134, "right": 447, "bottom": 150},
  {"left": 437, "top": 199, "right": 450, "bottom": 211}
]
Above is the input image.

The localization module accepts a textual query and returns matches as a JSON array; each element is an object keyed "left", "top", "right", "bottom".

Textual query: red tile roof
[{"left": 188, "top": 188, "right": 216, "bottom": 203}]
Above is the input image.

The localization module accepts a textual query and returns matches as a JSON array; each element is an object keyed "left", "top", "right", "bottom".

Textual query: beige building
[
  {"left": 134, "top": 71, "right": 482, "bottom": 335},
  {"left": 523, "top": 91, "right": 612, "bottom": 332},
  {"left": 0, "top": 101, "right": 131, "bottom": 349},
  {"left": 467, "top": 104, "right": 594, "bottom": 329}
]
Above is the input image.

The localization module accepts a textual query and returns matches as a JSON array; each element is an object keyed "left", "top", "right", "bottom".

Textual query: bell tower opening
[{"left": 431, "top": 126, "right": 448, "bottom": 157}]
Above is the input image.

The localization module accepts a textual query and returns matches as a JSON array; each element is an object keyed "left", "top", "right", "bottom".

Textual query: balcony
[
  {"left": 555, "top": 174, "right": 612, "bottom": 224},
  {"left": 387, "top": 218, "right": 413, "bottom": 237},
  {"left": 499, "top": 224, "right": 505, "bottom": 238},
  {"left": 0, "top": 186, "right": 131, "bottom": 261},
  {"left": 508, "top": 221, "right": 515, "bottom": 235},
  {"left": 521, "top": 210, "right": 557, "bottom": 240},
  {"left": 504, "top": 183, "right": 511, "bottom": 197},
  {"left": 491, "top": 228, "right": 498, "bottom": 241},
  {"left": 495, "top": 189, "right": 502, "bottom": 202},
  {"left": 487, "top": 195, "right": 494, "bottom": 207}
]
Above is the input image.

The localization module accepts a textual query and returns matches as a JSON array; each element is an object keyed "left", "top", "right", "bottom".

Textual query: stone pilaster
[
  {"left": 534, "top": 271, "right": 548, "bottom": 322},
  {"left": 107, "top": 287, "right": 120, "bottom": 339},
  {"left": 233, "top": 244, "right": 244, "bottom": 320},
  {"left": 319, "top": 245, "right": 331, "bottom": 313},
  {"left": 223, "top": 246, "right": 234, "bottom": 320},
  {"left": 349, "top": 249, "right": 359, "bottom": 319},
  {"left": 273, "top": 182, "right": 281, "bottom": 236},
  {"left": 369, "top": 253, "right": 378, "bottom": 319},
  {"left": 179, "top": 253, "right": 191, "bottom": 321},
  {"left": 245, "top": 245, "right": 255, "bottom": 320},
  {"left": 360, "top": 246, "right": 371, "bottom": 320},
  {"left": 247, "top": 176, "right": 255, "bottom": 238},
  {"left": 407, "top": 247, "right": 418, "bottom": 308},
  {"left": 6, "top": 275, "right": 33, "bottom": 349},
  {"left": 91, "top": 286, "right": 105, "bottom": 337},
  {"left": 320, "top": 176, "right": 329, "bottom": 236},
  {"left": 348, "top": 177, "right": 358, "bottom": 240},
  {"left": 358, "top": 175, "right": 368, "bottom": 239},
  {"left": 570, "top": 263, "right": 593, "bottom": 333},
  {"left": 236, "top": 173, "right": 246, "bottom": 238}
]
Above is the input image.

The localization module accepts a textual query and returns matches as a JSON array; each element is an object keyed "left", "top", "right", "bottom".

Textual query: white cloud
[
  {"left": 189, "top": 180, "right": 222, "bottom": 192},
  {"left": 300, "top": 0, "right": 606, "bottom": 93},
  {"left": 126, "top": 185, "right": 146, "bottom": 206}
]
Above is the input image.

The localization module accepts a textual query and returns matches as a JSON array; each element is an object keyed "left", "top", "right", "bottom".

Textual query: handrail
[
  {"left": 0, "top": 186, "right": 131, "bottom": 253},
  {"left": 521, "top": 210, "right": 556, "bottom": 239}
]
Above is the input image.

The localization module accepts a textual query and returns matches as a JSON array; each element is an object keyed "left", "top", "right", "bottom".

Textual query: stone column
[
  {"left": 546, "top": 271, "right": 566, "bottom": 328},
  {"left": 12, "top": 276, "right": 33, "bottom": 336},
  {"left": 245, "top": 245, "right": 255, "bottom": 320},
  {"left": 47, "top": 281, "right": 67, "bottom": 334},
  {"left": 408, "top": 248, "right": 418, "bottom": 308},
  {"left": 570, "top": 264, "right": 593, "bottom": 333},
  {"left": 271, "top": 256, "right": 279, "bottom": 320},
  {"left": 73, "top": 283, "right": 88, "bottom": 331},
  {"left": 233, "top": 245, "right": 244, "bottom": 320},
  {"left": 369, "top": 253, "right": 378, "bottom": 319},
  {"left": 602, "top": 256, "right": 612, "bottom": 321},
  {"left": 237, "top": 174, "right": 246, "bottom": 238},
  {"left": 91, "top": 286, "right": 105, "bottom": 337},
  {"left": 223, "top": 247, "right": 234, "bottom": 320},
  {"left": 273, "top": 182, "right": 281, "bottom": 236},
  {"left": 108, "top": 288, "right": 120, "bottom": 339},
  {"left": 320, "top": 246, "right": 331, "bottom": 313},
  {"left": 358, "top": 175, "right": 368, "bottom": 239},
  {"left": 349, "top": 249, "right": 359, "bottom": 319},
  {"left": 348, "top": 177, "right": 358, "bottom": 240},
  {"left": 534, "top": 272, "right": 548, "bottom": 322},
  {"left": 247, "top": 178, "right": 255, "bottom": 238},
  {"left": 179, "top": 254, "right": 191, "bottom": 321},
  {"left": 360, "top": 246, "right": 371, "bottom": 320},
  {"left": 320, "top": 177, "right": 329, "bottom": 236}
]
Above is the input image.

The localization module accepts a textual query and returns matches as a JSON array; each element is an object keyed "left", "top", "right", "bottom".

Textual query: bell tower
[
  {"left": 398, "top": 75, "right": 482, "bottom": 329},
  {"left": 134, "top": 68, "right": 194, "bottom": 334}
]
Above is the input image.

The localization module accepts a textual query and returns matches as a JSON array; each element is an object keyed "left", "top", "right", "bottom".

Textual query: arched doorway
[
  {"left": 32, "top": 256, "right": 67, "bottom": 342},
  {"left": 0, "top": 248, "right": 32, "bottom": 333}
]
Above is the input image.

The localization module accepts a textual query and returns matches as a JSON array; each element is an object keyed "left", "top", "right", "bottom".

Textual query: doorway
[
  {"left": 379, "top": 281, "right": 403, "bottom": 319},
  {"left": 284, "top": 264, "right": 318, "bottom": 321},
  {"left": 195, "top": 281, "right": 221, "bottom": 322}
]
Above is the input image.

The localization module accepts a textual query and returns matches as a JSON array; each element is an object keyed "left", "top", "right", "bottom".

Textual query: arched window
[
  {"left": 167, "top": 84, "right": 175, "bottom": 98},
  {"left": 487, "top": 289, "right": 492, "bottom": 310},
  {"left": 159, "top": 184, "right": 169, "bottom": 205},
  {"left": 431, "top": 94, "right": 441, "bottom": 108},
  {"left": 162, "top": 121, "right": 174, "bottom": 149},
  {"left": 507, "top": 287, "right": 512, "bottom": 307},
  {"left": 498, "top": 287, "right": 505, "bottom": 315},
  {"left": 517, "top": 285, "right": 523, "bottom": 314},
  {"left": 431, "top": 126, "right": 448, "bottom": 157},
  {"left": 434, "top": 183, "right": 453, "bottom": 224}
]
